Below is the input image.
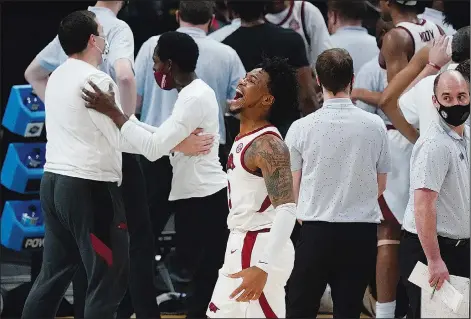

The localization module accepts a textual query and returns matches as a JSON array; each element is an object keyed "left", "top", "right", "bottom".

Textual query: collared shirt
[
  {"left": 398, "top": 63, "right": 468, "bottom": 133},
  {"left": 135, "top": 27, "right": 245, "bottom": 144},
  {"left": 285, "top": 98, "right": 391, "bottom": 223},
  {"left": 209, "top": 18, "right": 241, "bottom": 42},
  {"left": 36, "top": 6, "right": 134, "bottom": 80},
  {"left": 264, "top": 1, "right": 332, "bottom": 66},
  {"left": 121, "top": 79, "right": 227, "bottom": 200},
  {"left": 353, "top": 55, "right": 390, "bottom": 124},
  {"left": 330, "top": 26, "right": 379, "bottom": 74},
  {"left": 403, "top": 118, "right": 470, "bottom": 239},
  {"left": 419, "top": 7, "right": 456, "bottom": 36},
  {"left": 44, "top": 58, "right": 140, "bottom": 185}
]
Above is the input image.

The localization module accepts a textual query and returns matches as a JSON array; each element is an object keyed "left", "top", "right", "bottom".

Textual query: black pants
[
  {"left": 72, "top": 154, "right": 160, "bottom": 318},
  {"left": 287, "top": 222, "right": 377, "bottom": 318},
  {"left": 140, "top": 156, "right": 174, "bottom": 254},
  {"left": 119, "top": 154, "right": 160, "bottom": 318},
  {"left": 22, "top": 172, "right": 129, "bottom": 319},
  {"left": 173, "top": 188, "right": 229, "bottom": 318},
  {"left": 399, "top": 231, "right": 470, "bottom": 319}
]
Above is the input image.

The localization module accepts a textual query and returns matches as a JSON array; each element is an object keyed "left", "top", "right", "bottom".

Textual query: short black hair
[
  {"left": 154, "top": 31, "right": 199, "bottom": 73},
  {"left": 227, "top": 0, "right": 265, "bottom": 22},
  {"left": 58, "top": 10, "right": 98, "bottom": 56},
  {"left": 456, "top": 59, "right": 470, "bottom": 82},
  {"left": 452, "top": 26, "right": 470, "bottom": 63},
  {"left": 259, "top": 57, "right": 299, "bottom": 126},
  {"left": 179, "top": 1, "right": 214, "bottom": 25},
  {"left": 316, "top": 48, "right": 354, "bottom": 95},
  {"left": 328, "top": 0, "right": 367, "bottom": 21},
  {"left": 443, "top": 0, "right": 470, "bottom": 30}
]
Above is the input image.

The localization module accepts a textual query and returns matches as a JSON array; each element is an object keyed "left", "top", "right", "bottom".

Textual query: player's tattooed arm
[{"left": 245, "top": 134, "right": 295, "bottom": 207}]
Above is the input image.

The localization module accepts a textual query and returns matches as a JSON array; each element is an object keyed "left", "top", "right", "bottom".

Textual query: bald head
[
  {"left": 433, "top": 70, "right": 470, "bottom": 126},
  {"left": 433, "top": 70, "right": 469, "bottom": 99}
]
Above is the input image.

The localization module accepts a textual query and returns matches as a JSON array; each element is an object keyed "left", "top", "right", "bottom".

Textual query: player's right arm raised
[
  {"left": 380, "top": 28, "right": 420, "bottom": 143},
  {"left": 229, "top": 134, "right": 297, "bottom": 302}
]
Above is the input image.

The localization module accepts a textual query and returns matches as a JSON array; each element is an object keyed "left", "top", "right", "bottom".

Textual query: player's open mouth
[{"left": 234, "top": 89, "right": 244, "bottom": 100}]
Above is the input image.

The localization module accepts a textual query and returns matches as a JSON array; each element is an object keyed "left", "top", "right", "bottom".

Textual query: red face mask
[{"left": 154, "top": 70, "right": 175, "bottom": 91}]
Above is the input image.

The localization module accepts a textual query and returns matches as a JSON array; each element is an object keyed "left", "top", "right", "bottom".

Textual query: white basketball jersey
[
  {"left": 380, "top": 19, "right": 443, "bottom": 71},
  {"left": 396, "top": 19, "right": 443, "bottom": 55},
  {"left": 226, "top": 125, "right": 282, "bottom": 232}
]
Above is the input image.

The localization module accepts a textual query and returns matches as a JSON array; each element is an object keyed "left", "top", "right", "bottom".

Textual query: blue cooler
[
  {"left": 1, "top": 200, "right": 45, "bottom": 251},
  {"left": 1, "top": 143, "right": 45, "bottom": 194},
  {"left": 1, "top": 85, "right": 45, "bottom": 137}
]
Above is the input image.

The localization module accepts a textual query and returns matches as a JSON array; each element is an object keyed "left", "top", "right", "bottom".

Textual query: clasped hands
[{"left": 81, "top": 80, "right": 214, "bottom": 156}]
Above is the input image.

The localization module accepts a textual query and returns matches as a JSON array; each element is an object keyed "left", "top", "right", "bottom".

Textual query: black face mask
[{"left": 436, "top": 98, "right": 471, "bottom": 127}]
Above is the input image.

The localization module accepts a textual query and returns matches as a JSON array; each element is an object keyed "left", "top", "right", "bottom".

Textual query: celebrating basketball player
[{"left": 206, "top": 57, "right": 298, "bottom": 318}]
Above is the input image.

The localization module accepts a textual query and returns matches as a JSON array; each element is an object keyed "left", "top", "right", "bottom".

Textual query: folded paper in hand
[{"left": 408, "top": 261, "right": 469, "bottom": 318}]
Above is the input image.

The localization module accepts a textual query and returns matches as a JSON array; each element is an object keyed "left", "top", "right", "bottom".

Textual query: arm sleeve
[
  {"left": 129, "top": 114, "right": 158, "bottom": 132},
  {"left": 135, "top": 39, "right": 151, "bottom": 96},
  {"left": 86, "top": 76, "right": 139, "bottom": 154},
  {"left": 119, "top": 95, "right": 205, "bottom": 161},
  {"left": 410, "top": 140, "right": 450, "bottom": 192},
  {"left": 304, "top": 2, "right": 332, "bottom": 65},
  {"left": 285, "top": 123, "right": 303, "bottom": 171},
  {"left": 37, "top": 36, "right": 68, "bottom": 72},
  {"left": 108, "top": 25, "right": 135, "bottom": 73},
  {"left": 376, "top": 121, "right": 392, "bottom": 173},
  {"left": 286, "top": 32, "right": 310, "bottom": 68}
]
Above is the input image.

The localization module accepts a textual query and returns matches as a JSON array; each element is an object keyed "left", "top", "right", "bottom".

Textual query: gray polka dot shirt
[
  {"left": 285, "top": 98, "right": 391, "bottom": 223},
  {"left": 403, "top": 119, "right": 470, "bottom": 239}
]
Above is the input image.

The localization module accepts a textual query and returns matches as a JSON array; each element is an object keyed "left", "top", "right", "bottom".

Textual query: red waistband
[
  {"left": 386, "top": 124, "right": 396, "bottom": 131},
  {"left": 246, "top": 228, "right": 270, "bottom": 236}
]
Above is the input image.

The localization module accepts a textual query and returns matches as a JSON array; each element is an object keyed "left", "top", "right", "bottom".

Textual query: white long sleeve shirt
[
  {"left": 120, "top": 79, "right": 227, "bottom": 200},
  {"left": 44, "top": 58, "right": 139, "bottom": 185}
]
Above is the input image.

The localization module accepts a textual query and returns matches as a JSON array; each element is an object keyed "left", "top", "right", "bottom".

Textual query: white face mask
[{"left": 94, "top": 35, "right": 109, "bottom": 63}]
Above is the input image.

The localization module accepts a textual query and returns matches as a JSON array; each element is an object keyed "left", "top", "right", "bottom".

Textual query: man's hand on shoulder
[
  {"left": 245, "top": 134, "right": 295, "bottom": 207},
  {"left": 82, "top": 80, "right": 128, "bottom": 128}
]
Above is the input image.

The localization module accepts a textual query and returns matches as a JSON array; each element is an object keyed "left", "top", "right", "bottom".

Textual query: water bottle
[
  {"left": 21, "top": 205, "right": 39, "bottom": 227},
  {"left": 25, "top": 147, "right": 43, "bottom": 169},
  {"left": 23, "top": 90, "right": 43, "bottom": 112}
]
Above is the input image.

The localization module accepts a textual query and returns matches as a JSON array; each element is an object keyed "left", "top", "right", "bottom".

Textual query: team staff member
[
  {"left": 23, "top": 1, "right": 161, "bottom": 317},
  {"left": 82, "top": 32, "right": 229, "bottom": 319},
  {"left": 23, "top": 11, "right": 153, "bottom": 318},
  {"left": 327, "top": 0, "right": 379, "bottom": 73},
  {"left": 285, "top": 48, "right": 391, "bottom": 318},
  {"left": 399, "top": 69, "right": 470, "bottom": 319},
  {"left": 135, "top": 1, "right": 245, "bottom": 259}
]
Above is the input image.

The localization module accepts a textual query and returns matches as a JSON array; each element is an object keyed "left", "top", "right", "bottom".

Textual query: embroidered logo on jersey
[
  {"left": 227, "top": 153, "right": 236, "bottom": 171},
  {"left": 289, "top": 19, "right": 300, "bottom": 31},
  {"left": 236, "top": 143, "right": 243, "bottom": 153},
  {"left": 208, "top": 302, "right": 220, "bottom": 313}
]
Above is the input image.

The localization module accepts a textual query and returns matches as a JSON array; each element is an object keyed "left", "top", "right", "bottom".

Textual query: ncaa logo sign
[
  {"left": 236, "top": 143, "right": 243, "bottom": 153},
  {"left": 22, "top": 237, "right": 44, "bottom": 249}
]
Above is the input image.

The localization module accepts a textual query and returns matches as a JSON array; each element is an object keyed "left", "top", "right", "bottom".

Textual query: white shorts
[
  {"left": 380, "top": 129, "right": 413, "bottom": 224},
  {"left": 207, "top": 229, "right": 294, "bottom": 318}
]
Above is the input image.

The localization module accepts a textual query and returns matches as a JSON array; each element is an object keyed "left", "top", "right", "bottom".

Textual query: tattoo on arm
[{"left": 245, "top": 135, "right": 295, "bottom": 207}]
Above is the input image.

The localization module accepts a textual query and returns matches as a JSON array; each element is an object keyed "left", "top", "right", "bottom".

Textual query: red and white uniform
[
  {"left": 207, "top": 125, "right": 295, "bottom": 318},
  {"left": 379, "top": 19, "right": 444, "bottom": 225}
]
